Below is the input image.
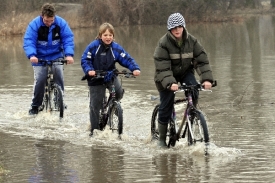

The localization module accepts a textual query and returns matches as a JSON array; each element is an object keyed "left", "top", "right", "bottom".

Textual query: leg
[
  {"left": 107, "top": 76, "right": 124, "bottom": 101},
  {"left": 89, "top": 85, "right": 106, "bottom": 136},
  {"left": 30, "top": 66, "right": 47, "bottom": 114},
  {"left": 158, "top": 89, "right": 175, "bottom": 147},
  {"left": 52, "top": 62, "right": 64, "bottom": 91}
]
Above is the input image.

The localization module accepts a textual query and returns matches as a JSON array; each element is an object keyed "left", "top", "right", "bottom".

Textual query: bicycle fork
[{"left": 180, "top": 107, "right": 195, "bottom": 141}]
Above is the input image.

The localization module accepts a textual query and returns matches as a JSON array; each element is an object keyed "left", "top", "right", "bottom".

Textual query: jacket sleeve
[
  {"left": 60, "top": 19, "right": 74, "bottom": 57},
  {"left": 192, "top": 38, "right": 213, "bottom": 83},
  {"left": 81, "top": 42, "right": 94, "bottom": 74},
  {"left": 153, "top": 41, "right": 176, "bottom": 90},
  {"left": 23, "top": 21, "right": 38, "bottom": 59},
  {"left": 115, "top": 44, "right": 140, "bottom": 71}
]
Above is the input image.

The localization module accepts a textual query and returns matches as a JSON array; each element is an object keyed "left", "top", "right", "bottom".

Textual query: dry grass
[
  {"left": 0, "top": 165, "right": 5, "bottom": 175},
  {"left": 0, "top": 12, "right": 39, "bottom": 36},
  {"left": 0, "top": 1, "right": 274, "bottom": 36}
]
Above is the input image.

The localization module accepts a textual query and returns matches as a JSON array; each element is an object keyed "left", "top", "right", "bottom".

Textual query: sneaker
[{"left": 29, "top": 106, "right": 38, "bottom": 115}]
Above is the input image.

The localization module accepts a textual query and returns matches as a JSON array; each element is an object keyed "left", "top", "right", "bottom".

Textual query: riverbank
[{"left": 0, "top": 2, "right": 274, "bottom": 36}]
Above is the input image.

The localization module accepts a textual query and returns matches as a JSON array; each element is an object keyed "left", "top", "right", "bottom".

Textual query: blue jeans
[
  {"left": 158, "top": 72, "right": 199, "bottom": 125},
  {"left": 31, "top": 63, "right": 64, "bottom": 107},
  {"left": 89, "top": 77, "right": 124, "bottom": 132}
]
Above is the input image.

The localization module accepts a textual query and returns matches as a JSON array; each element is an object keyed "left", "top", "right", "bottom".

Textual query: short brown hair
[
  {"left": 41, "top": 3, "right": 56, "bottom": 17},
  {"left": 96, "top": 22, "right": 115, "bottom": 39}
]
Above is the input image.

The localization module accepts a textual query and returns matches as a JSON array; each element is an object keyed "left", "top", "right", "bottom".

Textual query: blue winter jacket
[
  {"left": 23, "top": 15, "right": 74, "bottom": 66},
  {"left": 81, "top": 39, "right": 140, "bottom": 86}
]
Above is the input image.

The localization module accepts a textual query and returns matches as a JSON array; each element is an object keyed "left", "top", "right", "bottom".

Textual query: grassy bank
[{"left": 0, "top": 1, "right": 274, "bottom": 36}]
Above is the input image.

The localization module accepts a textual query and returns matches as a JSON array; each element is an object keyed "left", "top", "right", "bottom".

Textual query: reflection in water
[
  {"left": 29, "top": 140, "right": 79, "bottom": 183},
  {"left": 1, "top": 15, "right": 275, "bottom": 182}
]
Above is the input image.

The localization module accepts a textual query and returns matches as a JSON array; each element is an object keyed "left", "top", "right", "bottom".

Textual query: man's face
[{"left": 42, "top": 16, "right": 54, "bottom": 27}]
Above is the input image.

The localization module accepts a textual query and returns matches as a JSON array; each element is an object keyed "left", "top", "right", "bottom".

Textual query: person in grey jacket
[{"left": 153, "top": 13, "right": 214, "bottom": 147}]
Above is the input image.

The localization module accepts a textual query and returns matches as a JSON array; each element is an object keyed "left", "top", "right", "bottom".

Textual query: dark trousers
[
  {"left": 158, "top": 72, "right": 198, "bottom": 125},
  {"left": 89, "top": 77, "right": 124, "bottom": 132}
]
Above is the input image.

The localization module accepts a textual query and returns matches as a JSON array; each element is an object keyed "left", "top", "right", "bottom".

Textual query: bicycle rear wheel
[
  {"left": 109, "top": 101, "right": 123, "bottom": 135},
  {"left": 187, "top": 110, "right": 209, "bottom": 145},
  {"left": 151, "top": 104, "right": 176, "bottom": 147},
  {"left": 151, "top": 104, "right": 160, "bottom": 140},
  {"left": 49, "top": 84, "right": 64, "bottom": 118}
]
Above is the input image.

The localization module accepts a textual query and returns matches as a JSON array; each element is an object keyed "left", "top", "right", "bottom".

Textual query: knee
[{"left": 116, "top": 89, "right": 124, "bottom": 101}]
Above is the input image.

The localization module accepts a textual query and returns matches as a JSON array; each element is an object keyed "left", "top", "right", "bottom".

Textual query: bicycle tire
[
  {"left": 187, "top": 110, "right": 209, "bottom": 145},
  {"left": 167, "top": 120, "right": 177, "bottom": 147},
  {"left": 99, "top": 112, "right": 108, "bottom": 130},
  {"left": 49, "top": 84, "right": 64, "bottom": 118},
  {"left": 109, "top": 101, "right": 123, "bottom": 135},
  {"left": 151, "top": 104, "right": 176, "bottom": 147},
  {"left": 151, "top": 104, "right": 160, "bottom": 140},
  {"left": 39, "top": 94, "right": 47, "bottom": 112}
]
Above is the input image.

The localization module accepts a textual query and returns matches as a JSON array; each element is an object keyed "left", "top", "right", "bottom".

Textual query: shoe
[
  {"left": 29, "top": 106, "right": 38, "bottom": 115},
  {"left": 89, "top": 131, "right": 93, "bottom": 137}
]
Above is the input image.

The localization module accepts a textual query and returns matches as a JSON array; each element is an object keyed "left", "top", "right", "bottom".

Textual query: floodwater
[{"left": 1, "top": 15, "right": 275, "bottom": 182}]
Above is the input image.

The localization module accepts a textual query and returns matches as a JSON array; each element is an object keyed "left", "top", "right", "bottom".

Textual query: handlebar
[
  {"left": 38, "top": 59, "right": 67, "bottom": 65},
  {"left": 81, "top": 69, "right": 135, "bottom": 81},
  {"left": 176, "top": 80, "right": 217, "bottom": 93}
]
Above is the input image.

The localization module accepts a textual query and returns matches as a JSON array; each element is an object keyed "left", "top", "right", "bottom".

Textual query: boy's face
[
  {"left": 42, "top": 16, "right": 55, "bottom": 27},
  {"left": 171, "top": 26, "right": 184, "bottom": 39},
  {"left": 100, "top": 29, "right": 114, "bottom": 45}
]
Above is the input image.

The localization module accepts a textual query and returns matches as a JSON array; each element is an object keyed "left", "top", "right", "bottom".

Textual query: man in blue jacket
[{"left": 23, "top": 3, "right": 74, "bottom": 115}]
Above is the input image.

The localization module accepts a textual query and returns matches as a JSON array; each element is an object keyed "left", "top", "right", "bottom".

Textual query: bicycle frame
[
  {"left": 99, "top": 83, "right": 117, "bottom": 129},
  {"left": 38, "top": 59, "right": 67, "bottom": 118},
  {"left": 151, "top": 81, "right": 217, "bottom": 148},
  {"left": 83, "top": 69, "right": 135, "bottom": 135},
  {"left": 176, "top": 90, "right": 196, "bottom": 141}
]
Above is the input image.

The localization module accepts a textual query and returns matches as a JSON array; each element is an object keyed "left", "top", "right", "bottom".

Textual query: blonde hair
[{"left": 96, "top": 22, "right": 115, "bottom": 39}]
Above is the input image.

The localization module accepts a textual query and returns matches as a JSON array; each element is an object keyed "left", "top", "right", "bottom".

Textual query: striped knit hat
[{"left": 167, "top": 13, "right": 185, "bottom": 30}]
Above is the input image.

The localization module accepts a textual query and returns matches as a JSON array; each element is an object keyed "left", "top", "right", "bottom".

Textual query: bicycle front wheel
[
  {"left": 188, "top": 110, "right": 209, "bottom": 145},
  {"left": 109, "top": 101, "right": 123, "bottom": 135},
  {"left": 49, "top": 84, "right": 64, "bottom": 118}
]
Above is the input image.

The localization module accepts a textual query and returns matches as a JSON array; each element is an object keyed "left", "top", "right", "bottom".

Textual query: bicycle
[
  {"left": 81, "top": 69, "right": 135, "bottom": 137},
  {"left": 151, "top": 81, "right": 217, "bottom": 151},
  {"left": 38, "top": 59, "right": 67, "bottom": 119}
]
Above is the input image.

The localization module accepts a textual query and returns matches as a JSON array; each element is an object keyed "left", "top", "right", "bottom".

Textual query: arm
[
  {"left": 192, "top": 37, "right": 213, "bottom": 85},
  {"left": 115, "top": 43, "right": 140, "bottom": 74},
  {"left": 59, "top": 17, "right": 74, "bottom": 64},
  {"left": 153, "top": 41, "right": 177, "bottom": 90},
  {"left": 81, "top": 42, "right": 95, "bottom": 75},
  {"left": 23, "top": 21, "right": 38, "bottom": 60}
]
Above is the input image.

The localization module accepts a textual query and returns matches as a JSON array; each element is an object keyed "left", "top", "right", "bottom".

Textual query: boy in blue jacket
[{"left": 81, "top": 22, "right": 140, "bottom": 137}]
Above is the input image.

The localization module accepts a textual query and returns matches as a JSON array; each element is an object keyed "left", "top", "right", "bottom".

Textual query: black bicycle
[
  {"left": 38, "top": 59, "right": 67, "bottom": 118},
  {"left": 82, "top": 69, "right": 135, "bottom": 136},
  {"left": 151, "top": 81, "right": 217, "bottom": 151}
]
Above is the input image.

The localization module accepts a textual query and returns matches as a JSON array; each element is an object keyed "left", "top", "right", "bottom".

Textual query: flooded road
[{"left": 1, "top": 15, "right": 275, "bottom": 182}]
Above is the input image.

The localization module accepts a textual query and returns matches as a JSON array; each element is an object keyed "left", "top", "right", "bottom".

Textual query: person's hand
[
  {"left": 88, "top": 70, "right": 95, "bottom": 76},
  {"left": 202, "top": 81, "right": 212, "bottom": 90},
  {"left": 65, "top": 56, "right": 74, "bottom": 64},
  {"left": 30, "top": 56, "right": 38, "bottom": 64},
  {"left": 170, "top": 83, "right": 178, "bottom": 91},
  {"left": 133, "top": 70, "right": 140, "bottom": 76}
]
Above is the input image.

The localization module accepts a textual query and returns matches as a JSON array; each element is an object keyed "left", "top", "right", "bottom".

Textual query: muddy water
[{"left": 1, "top": 15, "right": 275, "bottom": 182}]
